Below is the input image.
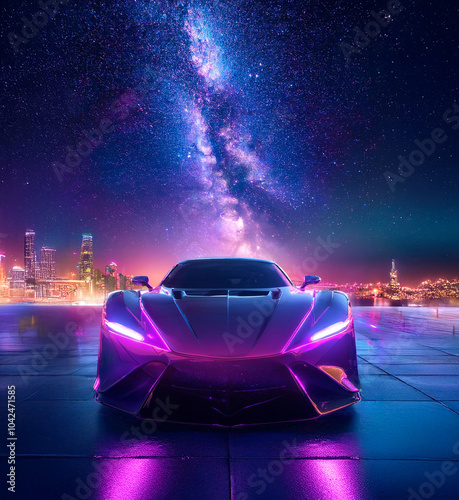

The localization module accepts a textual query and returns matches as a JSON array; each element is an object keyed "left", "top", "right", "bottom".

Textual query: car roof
[{"left": 177, "top": 257, "right": 276, "bottom": 265}]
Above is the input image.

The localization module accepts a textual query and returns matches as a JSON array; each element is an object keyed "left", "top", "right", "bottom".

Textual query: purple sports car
[{"left": 95, "top": 258, "right": 360, "bottom": 425}]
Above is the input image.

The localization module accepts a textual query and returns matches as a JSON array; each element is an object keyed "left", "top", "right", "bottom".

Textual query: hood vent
[
  {"left": 183, "top": 289, "right": 227, "bottom": 296},
  {"left": 174, "top": 289, "right": 274, "bottom": 298},
  {"left": 229, "top": 290, "right": 270, "bottom": 297}
]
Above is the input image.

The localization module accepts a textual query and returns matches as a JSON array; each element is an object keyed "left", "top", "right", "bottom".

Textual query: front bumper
[{"left": 95, "top": 327, "right": 360, "bottom": 426}]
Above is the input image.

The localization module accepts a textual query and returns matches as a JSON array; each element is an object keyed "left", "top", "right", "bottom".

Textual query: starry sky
[{"left": 0, "top": 0, "right": 458, "bottom": 286}]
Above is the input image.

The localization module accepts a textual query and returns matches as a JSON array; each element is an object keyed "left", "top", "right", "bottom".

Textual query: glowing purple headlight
[
  {"left": 310, "top": 318, "right": 351, "bottom": 342},
  {"left": 105, "top": 321, "right": 145, "bottom": 342},
  {"left": 285, "top": 317, "right": 352, "bottom": 354}
]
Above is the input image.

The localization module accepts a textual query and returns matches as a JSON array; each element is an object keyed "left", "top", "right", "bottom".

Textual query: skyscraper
[
  {"left": 389, "top": 259, "right": 400, "bottom": 295},
  {"left": 40, "top": 247, "right": 56, "bottom": 280},
  {"left": 104, "top": 262, "right": 118, "bottom": 293},
  {"left": 24, "top": 229, "right": 35, "bottom": 280},
  {"left": 119, "top": 273, "right": 131, "bottom": 290},
  {"left": 0, "top": 252, "right": 5, "bottom": 283},
  {"left": 79, "top": 234, "right": 93, "bottom": 282},
  {"left": 0, "top": 253, "right": 7, "bottom": 298},
  {"left": 9, "top": 266, "right": 25, "bottom": 298}
]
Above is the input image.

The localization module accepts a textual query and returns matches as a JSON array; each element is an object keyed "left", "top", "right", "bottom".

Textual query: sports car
[{"left": 95, "top": 258, "right": 360, "bottom": 425}]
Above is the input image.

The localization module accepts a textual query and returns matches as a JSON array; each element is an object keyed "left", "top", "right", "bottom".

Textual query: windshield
[{"left": 161, "top": 260, "right": 292, "bottom": 289}]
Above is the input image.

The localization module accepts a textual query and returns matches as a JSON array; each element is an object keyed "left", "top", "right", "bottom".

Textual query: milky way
[
  {"left": 176, "top": 6, "right": 288, "bottom": 258},
  {"left": 128, "top": 0, "right": 378, "bottom": 268},
  {"left": 133, "top": 3, "right": 294, "bottom": 259}
]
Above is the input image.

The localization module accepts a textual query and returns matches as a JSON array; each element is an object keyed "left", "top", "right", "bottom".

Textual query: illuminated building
[
  {"left": 119, "top": 273, "right": 132, "bottom": 290},
  {"left": 389, "top": 259, "right": 400, "bottom": 296},
  {"left": 34, "top": 260, "right": 42, "bottom": 280},
  {"left": 40, "top": 247, "right": 56, "bottom": 280},
  {"left": 93, "top": 268, "right": 105, "bottom": 299},
  {"left": 9, "top": 266, "right": 25, "bottom": 298},
  {"left": 24, "top": 229, "right": 35, "bottom": 281},
  {"left": 0, "top": 252, "right": 6, "bottom": 283},
  {"left": 79, "top": 234, "right": 94, "bottom": 283},
  {"left": 0, "top": 253, "right": 7, "bottom": 298},
  {"left": 34, "top": 247, "right": 57, "bottom": 298},
  {"left": 105, "top": 262, "right": 119, "bottom": 294}
]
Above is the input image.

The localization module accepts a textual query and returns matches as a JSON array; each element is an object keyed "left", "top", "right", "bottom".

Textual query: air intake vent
[
  {"left": 176, "top": 290, "right": 276, "bottom": 297},
  {"left": 229, "top": 290, "right": 270, "bottom": 297}
]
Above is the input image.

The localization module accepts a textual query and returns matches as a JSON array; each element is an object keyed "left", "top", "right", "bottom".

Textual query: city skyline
[
  {"left": 0, "top": 229, "right": 459, "bottom": 303},
  {"left": 0, "top": 230, "right": 136, "bottom": 301},
  {"left": 0, "top": 227, "right": 458, "bottom": 288}
]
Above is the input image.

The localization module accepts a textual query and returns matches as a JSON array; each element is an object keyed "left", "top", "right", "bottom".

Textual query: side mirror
[
  {"left": 300, "top": 275, "right": 321, "bottom": 290},
  {"left": 132, "top": 275, "right": 153, "bottom": 290}
]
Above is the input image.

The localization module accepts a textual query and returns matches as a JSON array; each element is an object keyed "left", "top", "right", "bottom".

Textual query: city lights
[
  {"left": 0, "top": 230, "right": 134, "bottom": 303},
  {"left": 0, "top": 231, "right": 458, "bottom": 305}
]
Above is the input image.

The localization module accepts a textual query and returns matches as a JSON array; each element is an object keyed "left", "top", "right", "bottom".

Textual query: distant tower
[
  {"left": 40, "top": 247, "right": 56, "bottom": 280},
  {"left": 389, "top": 259, "right": 400, "bottom": 295},
  {"left": 79, "top": 234, "right": 93, "bottom": 282},
  {"left": 9, "top": 266, "right": 25, "bottom": 298},
  {"left": 34, "top": 251, "right": 41, "bottom": 280},
  {"left": 105, "top": 262, "right": 119, "bottom": 293},
  {"left": 119, "top": 273, "right": 131, "bottom": 290},
  {"left": 0, "top": 253, "right": 7, "bottom": 297},
  {"left": 24, "top": 229, "right": 35, "bottom": 280},
  {"left": 0, "top": 252, "right": 6, "bottom": 283}
]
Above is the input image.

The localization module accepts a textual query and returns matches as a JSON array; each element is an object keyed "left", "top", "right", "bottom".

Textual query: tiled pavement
[{"left": 1, "top": 305, "right": 459, "bottom": 499}]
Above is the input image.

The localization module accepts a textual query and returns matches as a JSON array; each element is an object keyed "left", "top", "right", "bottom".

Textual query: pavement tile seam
[
  {"left": 359, "top": 351, "right": 451, "bottom": 355},
  {"left": 230, "top": 458, "right": 459, "bottom": 463},
  {"left": 24, "top": 398, "right": 94, "bottom": 402},
  {"left": 430, "top": 347, "right": 459, "bottom": 357},
  {"left": 14, "top": 455, "right": 459, "bottom": 462},
  {"left": 23, "top": 390, "right": 43, "bottom": 400},
  {"left": 390, "top": 374, "right": 459, "bottom": 376},
  {"left": 0, "top": 375, "right": 96, "bottom": 379},
  {"left": 439, "top": 404, "right": 459, "bottom": 415},
  {"left": 356, "top": 357, "right": 459, "bottom": 410},
  {"left": 358, "top": 358, "right": 459, "bottom": 365}
]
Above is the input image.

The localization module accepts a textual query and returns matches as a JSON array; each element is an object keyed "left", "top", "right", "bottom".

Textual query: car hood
[{"left": 140, "top": 288, "right": 314, "bottom": 357}]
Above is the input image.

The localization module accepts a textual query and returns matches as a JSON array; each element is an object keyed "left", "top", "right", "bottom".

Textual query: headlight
[
  {"left": 104, "top": 318, "right": 171, "bottom": 352},
  {"left": 310, "top": 318, "right": 351, "bottom": 342},
  {"left": 285, "top": 317, "right": 352, "bottom": 353},
  {"left": 105, "top": 321, "right": 145, "bottom": 342}
]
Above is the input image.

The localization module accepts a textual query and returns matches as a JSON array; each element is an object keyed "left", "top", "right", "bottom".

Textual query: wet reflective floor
[{"left": 1, "top": 305, "right": 459, "bottom": 499}]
